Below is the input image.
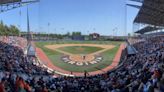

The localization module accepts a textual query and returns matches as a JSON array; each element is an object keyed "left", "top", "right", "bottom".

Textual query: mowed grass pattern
[
  {"left": 58, "top": 46, "right": 104, "bottom": 54},
  {"left": 35, "top": 41, "right": 123, "bottom": 72}
]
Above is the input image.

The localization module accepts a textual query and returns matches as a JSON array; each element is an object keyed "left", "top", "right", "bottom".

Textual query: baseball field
[{"left": 35, "top": 40, "right": 124, "bottom": 76}]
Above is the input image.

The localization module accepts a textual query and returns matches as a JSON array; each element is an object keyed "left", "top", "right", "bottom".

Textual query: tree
[
  {"left": 128, "top": 33, "right": 131, "bottom": 37},
  {"left": 65, "top": 32, "right": 71, "bottom": 37},
  {"left": 72, "top": 32, "right": 81, "bottom": 36},
  {"left": 0, "top": 21, "right": 20, "bottom": 36},
  {"left": 9, "top": 25, "right": 20, "bottom": 36}
]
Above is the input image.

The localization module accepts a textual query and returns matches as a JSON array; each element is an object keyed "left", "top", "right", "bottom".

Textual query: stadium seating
[
  {"left": 0, "top": 36, "right": 164, "bottom": 92},
  {"left": 0, "top": 42, "right": 51, "bottom": 73}
]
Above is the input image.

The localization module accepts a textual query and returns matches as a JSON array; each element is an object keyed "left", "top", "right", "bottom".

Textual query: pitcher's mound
[{"left": 69, "top": 55, "right": 95, "bottom": 62}]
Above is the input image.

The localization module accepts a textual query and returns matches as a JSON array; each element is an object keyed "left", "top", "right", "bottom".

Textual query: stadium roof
[
  {"left": 134, "top": 0, "right": 164, "bottom": 27},
  {"left": 0, "top": 0, "right": 21, "bottom": 5},
  {"left": 135, "top": 26, "right": 162, "bottom": 34},
  {"left": 0, "top": 0, "right": 39, "bottom": 13},
  {"left": 129, "top": 0, "right": 143, "bottom": 3}
]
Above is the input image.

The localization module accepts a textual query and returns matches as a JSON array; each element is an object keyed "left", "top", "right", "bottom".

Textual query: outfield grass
[
  {"left": 35, "top": 41, "right": 123, "bottom": 72},
  {"left": 36, "top": 40, "right": 123, "bottom": 46}
]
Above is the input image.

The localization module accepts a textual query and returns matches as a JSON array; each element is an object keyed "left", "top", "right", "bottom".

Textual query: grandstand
[{"left": 0, "top": 0, "right": 163, "bottom": 92}]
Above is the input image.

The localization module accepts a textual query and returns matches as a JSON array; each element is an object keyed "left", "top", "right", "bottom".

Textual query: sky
[{"left": 0, "top": 0, "right": 140, "bottom": 36}]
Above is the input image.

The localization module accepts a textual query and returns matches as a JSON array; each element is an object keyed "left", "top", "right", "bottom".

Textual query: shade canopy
[
  {"left": 134, "top": 0, "right": 164, "bottom": 27},
  {"left": 135, "top": 26, "right": 162, "bottom": 34},
  {"left": 0, "top": 0, "right": 21, "bottom": 5}
]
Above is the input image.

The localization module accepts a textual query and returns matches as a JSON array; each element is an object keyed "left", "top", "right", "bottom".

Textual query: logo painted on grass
[{"left": 61, "top": 55, "right": 103, "bottom": 66}]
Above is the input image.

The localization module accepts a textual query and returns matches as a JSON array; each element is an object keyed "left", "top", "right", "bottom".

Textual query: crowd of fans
[
  {"left": 127, "top": 37, "right": 145, "bottom": 45},
  {"left": 0, "top": 41, "right": 50, "bottom": 75},
  {"left": 0, "top": 36, "right": 164, "bottom": 92},
  {"left": 0, "top": 36, "right": 28, "bottom": 51}
]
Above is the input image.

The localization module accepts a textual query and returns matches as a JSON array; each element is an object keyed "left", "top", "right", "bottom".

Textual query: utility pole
[
  {"left": 47, "top": 22, "right": 50, "bottom": 40},
  {"left": 27, "top": 5, "right": 31, "bottom": 45}
]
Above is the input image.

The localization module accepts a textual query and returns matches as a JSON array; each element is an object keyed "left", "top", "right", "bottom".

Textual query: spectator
[{"left": 0, "top": 78, "right": 6, "bottom": 92}]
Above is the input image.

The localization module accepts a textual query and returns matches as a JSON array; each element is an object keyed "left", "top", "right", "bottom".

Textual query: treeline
[
  {"left": 72, "top": 32, "right": 81, "bottom": 36},
  {"left": 21, "top": 32, "right": 83, "bottom": 40},
  {"left": 0, "top": 21, "right": 20, "bottom": 36}
]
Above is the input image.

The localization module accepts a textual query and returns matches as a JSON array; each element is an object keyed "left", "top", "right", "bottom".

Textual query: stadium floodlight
[{"left": 0, "top": 0, "right": 39, "bottom": 13}]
